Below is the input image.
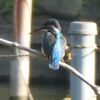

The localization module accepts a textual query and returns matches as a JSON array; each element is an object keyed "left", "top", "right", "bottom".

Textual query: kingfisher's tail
[{"left": 49, "top": 62, "right": 59, "bottom": 70}]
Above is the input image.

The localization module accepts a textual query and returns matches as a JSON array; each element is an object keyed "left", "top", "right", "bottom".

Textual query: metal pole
[
  {"left": 68, "top": 21, "right": 97, "bottom": 100},
  {"left": 10, "top": 0, "right": 33, "bottom": 100}
]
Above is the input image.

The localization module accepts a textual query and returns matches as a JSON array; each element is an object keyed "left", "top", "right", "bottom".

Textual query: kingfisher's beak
[
  {"left": 29, "top": 26, "right": 47, "bottom": 35},
  {"left": 33, "top": 26, "right": 47, "bottom": 33}
]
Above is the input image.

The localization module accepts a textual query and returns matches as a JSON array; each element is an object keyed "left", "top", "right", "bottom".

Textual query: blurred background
[{"left": 0, "top": 0, "right": 100, "bottom": 100}]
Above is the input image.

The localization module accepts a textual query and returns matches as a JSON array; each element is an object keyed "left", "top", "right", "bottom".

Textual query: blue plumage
[
  {"left": 48, "top": 28, "right": 61, "bottom": 70},
  {"left": 34, "top": 18, "right": 67, "bottom": 70}
]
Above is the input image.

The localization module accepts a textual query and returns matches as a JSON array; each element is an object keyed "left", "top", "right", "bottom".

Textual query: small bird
[{"left": 34, "top": 18, "right": 68, "bottom": 70}]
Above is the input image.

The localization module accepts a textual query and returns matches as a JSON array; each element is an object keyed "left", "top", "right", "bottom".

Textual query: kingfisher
[{"left": 33, "top": 18, "right": 68, "bottom": 70}]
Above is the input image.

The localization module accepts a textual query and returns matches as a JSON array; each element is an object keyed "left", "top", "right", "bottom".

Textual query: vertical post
[
  {"left": 10, "top": 0, "right": 33, "bottom": 100},
  {"left": 68, "top": 21, "right": 97, "bottom": 100}
]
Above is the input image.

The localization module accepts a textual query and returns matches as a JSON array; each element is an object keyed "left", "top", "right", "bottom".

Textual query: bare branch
[
  {"left": 59, "top": 61, "right": 100, "bottom": 96},
  {"left": 0, "top": 37, "right": 100, "bottom": 95},
  {"left": 0, "top": 38, "right": 39, "bottom": 55}
]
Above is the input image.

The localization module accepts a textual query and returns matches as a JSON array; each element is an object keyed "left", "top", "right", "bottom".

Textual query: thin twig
[
  {"left": 0, "top": 38, "right": 100, "bottom": 96},
  {"left": 59, "top": 61, "right": 100, "bottom": 96},
  {"left": 0, "top": 38, "right": 36, "bottom": 100},
  {"left": 0, "top": 38, "right": 39, "bottom": 55}
]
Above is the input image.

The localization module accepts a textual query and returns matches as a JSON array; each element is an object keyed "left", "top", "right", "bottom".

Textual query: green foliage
[
  {"left": 0, "top": 0, "right": 13, "bottom": 14},
  {"left": 89, "top": 0, "right": 100, "bottom": 6},
  {"left": 91, "top": 0, "right": 100, "bottom": 3},
  {"left": 81, "top": 0, "right": 100, "bottom": 6}
]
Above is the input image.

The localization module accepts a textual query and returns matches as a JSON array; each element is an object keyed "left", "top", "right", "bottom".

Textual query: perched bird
[{"left": 34, "top": 18, "right": 68, "bottom": 70}]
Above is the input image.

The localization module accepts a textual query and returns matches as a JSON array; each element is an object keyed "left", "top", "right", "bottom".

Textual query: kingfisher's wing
[
  {"left": 49, "top": 34, "right": 67, "bottom": 70},
  {"left": 60, "top": 34, "right": 67, "bottom": 59},
  {"left": 42, "top": 31, "right": 55, "bottom": 58},
  {"left": 49, "top": 38, "right": 61, "bottom": 70},
  {"left": 42, "top": 31, "right": 68, "bottom": 70},
  {"left": 60, "top": 34, "right": 70, "bottom": 63}
]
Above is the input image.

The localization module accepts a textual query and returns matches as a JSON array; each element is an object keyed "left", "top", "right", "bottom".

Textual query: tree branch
[
  {"left": 0, "top": 38, "right": 39, "bottom": 55},
  {"left": 59, "top": 61, "right": 100, "bottom": 96},
  {"left": 0, "top": 38, "right": 100, "bottom": 96}
]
